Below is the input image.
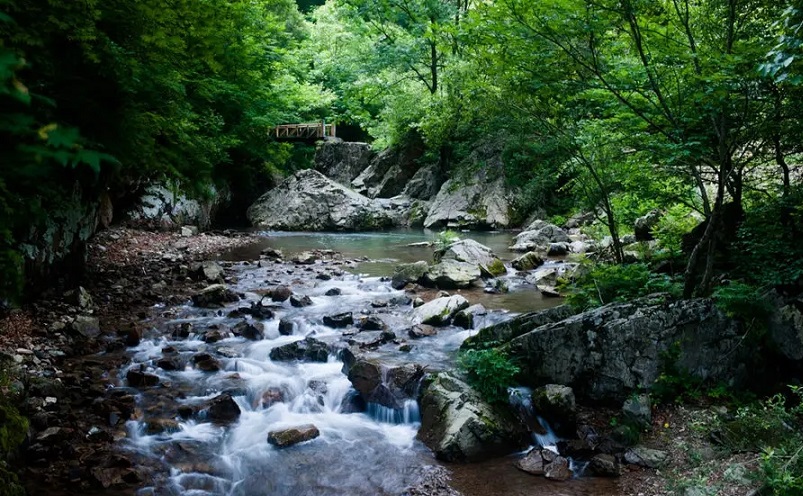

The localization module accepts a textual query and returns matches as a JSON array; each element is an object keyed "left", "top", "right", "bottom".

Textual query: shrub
[
  {"left": 561, "top": 262, "right": 681, "bottom": 310},
  {"left": 434, "top": 230, "right": 461, "bottom": 250},
  {"left": 457, "top": 348, "right": 520, "bottom": 405}
]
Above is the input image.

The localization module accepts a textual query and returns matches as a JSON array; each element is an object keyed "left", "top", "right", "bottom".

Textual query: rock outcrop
[
  {"left": 314, "top": 141, "right": 373, "bottom": 186},
  {"left": 417, "top": 372, "right": 529, "bottom": 461},
  {"left": 424, "top": 177, "right": 510, "bottom": 230},
  {"left": 247, "top": 169, "right": 399, "bottom": 231},
  {"left": 351, "top": 132, "right": 425, "bottom": 199},
  {"left": 499, "top": 295, "right": 748, "bottom": 403},
  {"left": 126, "top": 184, "right": 223, "bottom": 230}
]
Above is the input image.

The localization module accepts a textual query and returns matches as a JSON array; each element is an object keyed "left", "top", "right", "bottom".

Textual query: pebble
[{"left": 16, "top": 348, "right": 33, "bottom": 355}]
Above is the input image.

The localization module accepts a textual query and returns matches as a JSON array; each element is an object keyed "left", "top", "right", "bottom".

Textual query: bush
[
  {"left": 712, "top": 282, "right": 773, "bottom": 323},
  {"left": 434, "top": 230, "right": 461, "bottom": 250},
  {"left": 561, "top": 262, "right": 682, "bottom": 310},
  {"left": 457, "top": 348, "right": 520, "bottom": 405}
]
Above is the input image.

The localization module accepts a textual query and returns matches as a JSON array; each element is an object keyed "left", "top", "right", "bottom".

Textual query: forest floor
[{"left": 0, "top": 227, "right": 763, "bottom": 496}]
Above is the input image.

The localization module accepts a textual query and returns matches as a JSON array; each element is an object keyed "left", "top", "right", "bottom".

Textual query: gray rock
[
  {"left": 233, "top": 320, "right": 264, "bottom": 341},
  {"left": 502, "top": 295, "right": 748, "bottom": 403},
  {"left": 193, "top": 352, "right": 221, "bottom": 372},
  {"left": 64, "top": 286, "right": 93, "bottom": 310},
  {"left": 401, "top": 465, "right": 463, "bottom": 496},
  {"left": 345, "top": 358, "right": 425, "bottom": 408},
  {"left": 418, "top": 372, "right": 529, "bottom": 462},
  {"left": 289, "top": 294, "right": 313, "bottom": 308},
  {"left": 323, "top": 312, "right": 353, "bottom": 328},
  {"left": 247, "top": 169, "right": 396, "bottom": 231},
  {"left": 622, "top": 394, "right": 652, "bottom": 429},
  {"left": 589, "top": 453, "right": 622, "bottom": 477},
  {"left": 413, "top": 297, "right": 425, "bottom": 308},
  {"left": 461, "top": 305, "right": 575, "bottom": 350},
  {"left": 267, "top": 424, "right": 320, "bottom": 448},
  {"left": 424, "top": 177, "right": 510, "bottom": 230},
  {"left": 269, "top": 337, "right": 330, "bottom": 362},
  {"left": 531, "top": 385, "right": 577, "bottom": 437},
  {"left": 423, "top": 260, "right": 481, "bottom": 289},
  {"left": 192, "top": 285, "right": 239, "bottom": 308},
  {"left": 511, "top": 223, "right": 570, "bottom": 252},
  {"left": 126, "top": 183, "right": 222, "bottom": 230},
  {"left": 435, "top": 239, "right": 506, "bottom": 278},
  {"left": 278, "top": 318, "right": 294, "bottom": 336},
  {"left": 205, "top": 393, "right": 241, "bottom": 424},
  {"left": 634, "top": 209, "right": 662, "bottom": 241},
  {"left": 314, "top": 141, "right": 373, "bottom": 185},
  {"left": 516, "top": 449, "right": 547, "bottom": 475},
  {"left": 358, "top": 315, "right": 387, "bottom": 331},
  {"left": 401, "top": 163, "right": 442, "bottom": 200},
  {"left": 768, "top": 297, "right": 803, "bottom": 360},
  {"left": 270, "top": 285, "right": 292, "bottom": 302},
  {"left": 413, "top": 296, "right": 470, "bottom": 326},
  {"left": 524, "top": 263, "right": 579, "bottom": 288},
  {"left": 351, "top": 132, "right": 425, "bottom": 199},
  {"left": 392, "top": 261, "right": 429, "bottom": 289},
  {"left": 324, "top": 287, "right": 342, "bottom": 296},
  {"left": 544, "top": 456, "right": 573, "bottom": 481},
  {"left": 69, "top": 316, "right": 101, "bottom": 339},
  {"left": 624, "top": 446, "right": 667, "bottom": 468},
  {"left": 190, "top": 261, "right": 225, "bottom": 283},
  {"left": 547, "top": 242, "right": 569, "bottom": 256},
  {"left": 511, "top": 252, "right": 544, "bottom": 271},
  {"left": 408, "top": 324, "right": 438, "bottom": 339}
]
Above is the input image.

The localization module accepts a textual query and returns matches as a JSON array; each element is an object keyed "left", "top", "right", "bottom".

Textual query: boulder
[
  {"left": 313, "top": 141, "right": 373, "bottom": 185},
  {"left": 424, "top": 177, "right": 510, "bottom": 230},
  {"left": 391, "top": 261, "right": 429, "bottom": 289},
  {"left": 270, "top": 285, "right": 293, "bottom": 302},
  {"left": 193, "top": 353, "right": 222, "bottom": 372},
  {"left": 205, "top": 393, "right": 241, "bottom": 424},
  {"left": 278, "top": 318, "right": 294, "bottom": 336},
  {"left": 408, "top": 324, "right": 438, "bottom": 339},
  {"left": 269, "top": 337, "right": 329, "bottom": 362},
  {"left": 267, "top": 424, "right": 320, "bottom": 448},
  {"left": 634, "top": 210, "right": 662, "bottom": 241},
  {"left": 289, "top": 294, "right": 313, "bottom": 308},
  {"left": 516, "top": 449, "right": 548, "bottom": 475},
  {"left": 413, "top": 296, "right": 470, "bottom": 326},
  {"left": 531, "top": 385, "right": 577, "bottom": 437},
  {"left": 511, "top": 252, "right": 544, "bottom": 271},
  {"left": 192, "top": 285, "right": 239, "bottom": 308},
  {"left": 589, "top": 454, "right": 623, "bottom": 477},
  {"left": 125, "top": 183, "right": 222, "bottom": 230},
  {"left": 524, "top": 263, "right": 579, "bottom": 288},
  {"left": 345, "top": 358, "right": 424, "bottom": 409},
  {"left": 126, "top": 369, "right": 159, "bottom": 387},
  {"left": 624, "top": 446, "right": 668, "bottom": 468},
  {"left": 417, "top": 372, "right": 529, "bottom": 462},
  {"left": 358, "top": 315, "right": 387, "bottom": 331},
  {"left": 544, "top": 456, "right": 573, "bottom": 481},
  {"left": 502, "top": 295, "right": 748, "bottom": 403},
  {"left": 435, "top": 239, "right": 506, "bottom": 278},
  {"left": 64, "top": 286, "right": 94, "bottom": 310},
  {"left": 622, "top": 394, "right": 652, "bottom": 430},
  {"left": 232, "top": 320, "right": 264, "bottom": 341},
  {"left": 247, "top": 169, "right": 395, "bottom": 231},
  {"left": 511, "top": 223, "right": 570, "bottom": 252},
  {"left": 401, "top": 163, "right": 442, "bottom": 200},
  {"left": 423, "top": 260, "right": 481, "bottom": 289},
  {"left": 325, "top": 287, "right": 342, "bottom": 296},
  {"left": 190, "top": 261, "right": 225, "bottom": 283},
  {"left": 323, "top": 312, "right": 353, "bottom": 328},
  {"left": 69, "top": 316, "right": 101, "bottom": 339}
]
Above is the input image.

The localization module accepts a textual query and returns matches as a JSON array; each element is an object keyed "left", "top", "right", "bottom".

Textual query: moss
[
  {"left": 0, "top": 402, "right": 28, "bottom": 455},
  {"left": 486, "top": 258, "right": 506, "bottom": 277}
]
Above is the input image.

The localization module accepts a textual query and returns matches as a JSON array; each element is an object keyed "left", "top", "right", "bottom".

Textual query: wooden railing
[{"left": 272, "top": 121, "right": 336, "bottom": 140}]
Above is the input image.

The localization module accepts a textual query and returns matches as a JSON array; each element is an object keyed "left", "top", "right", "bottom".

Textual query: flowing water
[{"left": 115, "top": 231, "right": 616, "bottom": 495}]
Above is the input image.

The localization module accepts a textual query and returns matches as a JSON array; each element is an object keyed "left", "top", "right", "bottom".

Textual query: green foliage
[
  {"left": 434, "top": 229, "right": 460, "bottom": 250},
  {"left": 713, "top": 283, "right": 774, "bottom": 324},
  {"left": 653, "top": 205, "right": 702, "bottom": 260},
  {"left": 0, "top": 365, "right": 27, "bottom": 496},
  {"left": 457, "top": 347, "right": 520, "bottom": 405},
  {"left": 562, "top": 262, "right": 681, "bottom": 311}
]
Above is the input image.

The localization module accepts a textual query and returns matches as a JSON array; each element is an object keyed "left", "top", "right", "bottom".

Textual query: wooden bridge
[{"left": 271, "top": 121, "right": 336, "bottom": 141}]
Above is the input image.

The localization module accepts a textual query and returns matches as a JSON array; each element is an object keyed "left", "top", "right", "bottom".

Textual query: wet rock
[
  {"left": 69, "top": 315, "right": 101, "bottom": 339},
  {"left": 544, "top": 456, "right": 573, "bottom": 481},
  {"left": 156, "top": 355, "right": 184, "bottom": 371},
  {"left": 205, "top": 393, "right": 241, "bottom": 424},
  {"left": 624, "top": 446, "right": 667, "bottom": 468},
  {"left": 346, "top": 359, "right": 424, "bottom": 409},
  {"left": 325, "top": 287, "right": 342, "bottom": 296},
  {"left": 232, "top": 320, "right": 263, "bottom": 341},
  {"left": 452, "top": 310, "right": 474, "bottom": 330},
  {"left": 123, "top": 325, "right": 142, "bottom": 347},
  {"left": 358, "top": 315, "right": 387, "bottom": 331},
  {"left": 290, "top": 294, "right": 313, "bottom": 308},
  {"left": 622, "top": 393, "right": 652, "bottom": 430},
  {"left": 547, "top": 242, "right": 569, "bottom": 256},
  {"left": 269, "top": 337, "right": 329, "bottom": 362},
  {"left": 267, "top": 424, "right": 320, "bottom": 448},
  {"left": 192, "top": 285, "right": 239, "bottom": 308},
  {"left": 261, "top": 247, "right": 284, "bottom": 260},
  {"left": 401, "top": 465, "right": 463, "bottom": 496},
  {"left": 171, "top": 322, "right": 193, "bottom": 340},
  {"left": 511, "top": 222, "right": 570, "bottom": 252},
  {"left": 203, "top": 328, "right": 229, "bottom": 343},
  {"left": 423, "top": 260, "right": 481, "bottom": 289},
  {"left": 408, "top": 324, "right": 437, "bottom": 339},
  {"left": 413, "top": 296, "right": 469, "bottom": 326},
  {"left": 418, "top": 372, "right": 529, "bottom": 462},
  {"left": 270, "top": 285, "right": 292, "bottom": 302},
  {"left": 392, "top": 261, "right": 429, "bottom": 290},
  {"left": 516, "top": 448, "right": 548, "bottom": 475},
  {"left": 323, "top": 312, "right": 353, "bottom": 328},
  {"left": 511, "top": 252, "right": 544, "bottom": 271},
  {"left": 531, "top": 385, "right": 576, "bottom": 437},
  {"left": 278, "top": 318, "right": 295, "bottom": 336},
  {"left": 126, "top": 368, "right": 160, "bottom": 387},
  {"left": 412, "top": 297, "right": 424, "bottom": 308},
  {"left": 249, "top": 299, "right": 275, "bottom": 319},
  {"left": 193, "top": 353, "right": 222, "bottom": 372},
  {"left": 347, "top": 330, "right": 395, "bottom": 348},
  {"left": 144, "top": 418, "right": 180, "bottom": 435},
  {"left": 370, "top": 299, "right": 388, "bottom": 308},
  {"left": 292, "top": 251, "right": 318, "bottom": 265},
  {"left": 190, "top": 261, "right": 225, "bottom": 283},
  {"left": 316, "top": 272, "right": 332, "bottom": 281},
  {"left": 435, "top": 239, "right": 506, "bottom": 278},
  {"left": 589, "top": 454, "right": 623, "bottom": 477}
]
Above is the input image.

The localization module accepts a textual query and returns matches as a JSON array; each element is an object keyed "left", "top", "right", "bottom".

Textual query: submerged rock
[
  {"left": 418, "top": 372, "right": 529, "bottom": 462},
  {"left": 267, "top": 424, "right": 320, "bottom": 448}
]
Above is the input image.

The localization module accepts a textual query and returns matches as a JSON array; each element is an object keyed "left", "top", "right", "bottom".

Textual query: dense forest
[{"left": 2, "top": 0, "right": 803, "bottom": 493}]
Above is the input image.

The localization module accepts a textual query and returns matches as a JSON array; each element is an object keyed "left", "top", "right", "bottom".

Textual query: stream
[{"left": 117, "top": 230, "right": 618, "bottom": 495}]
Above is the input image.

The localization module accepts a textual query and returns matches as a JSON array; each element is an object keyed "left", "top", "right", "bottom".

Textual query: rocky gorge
[{"left": 2, "top": 140, "right": 800, "bottom": 496}]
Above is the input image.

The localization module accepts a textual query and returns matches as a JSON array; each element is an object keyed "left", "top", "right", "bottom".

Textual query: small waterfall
[
  {"left": 366, "top": 400, "right": 421, "bottom": 424},
  {"left": 508, "top": 387, "right": 560, "bottom": 450}
]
